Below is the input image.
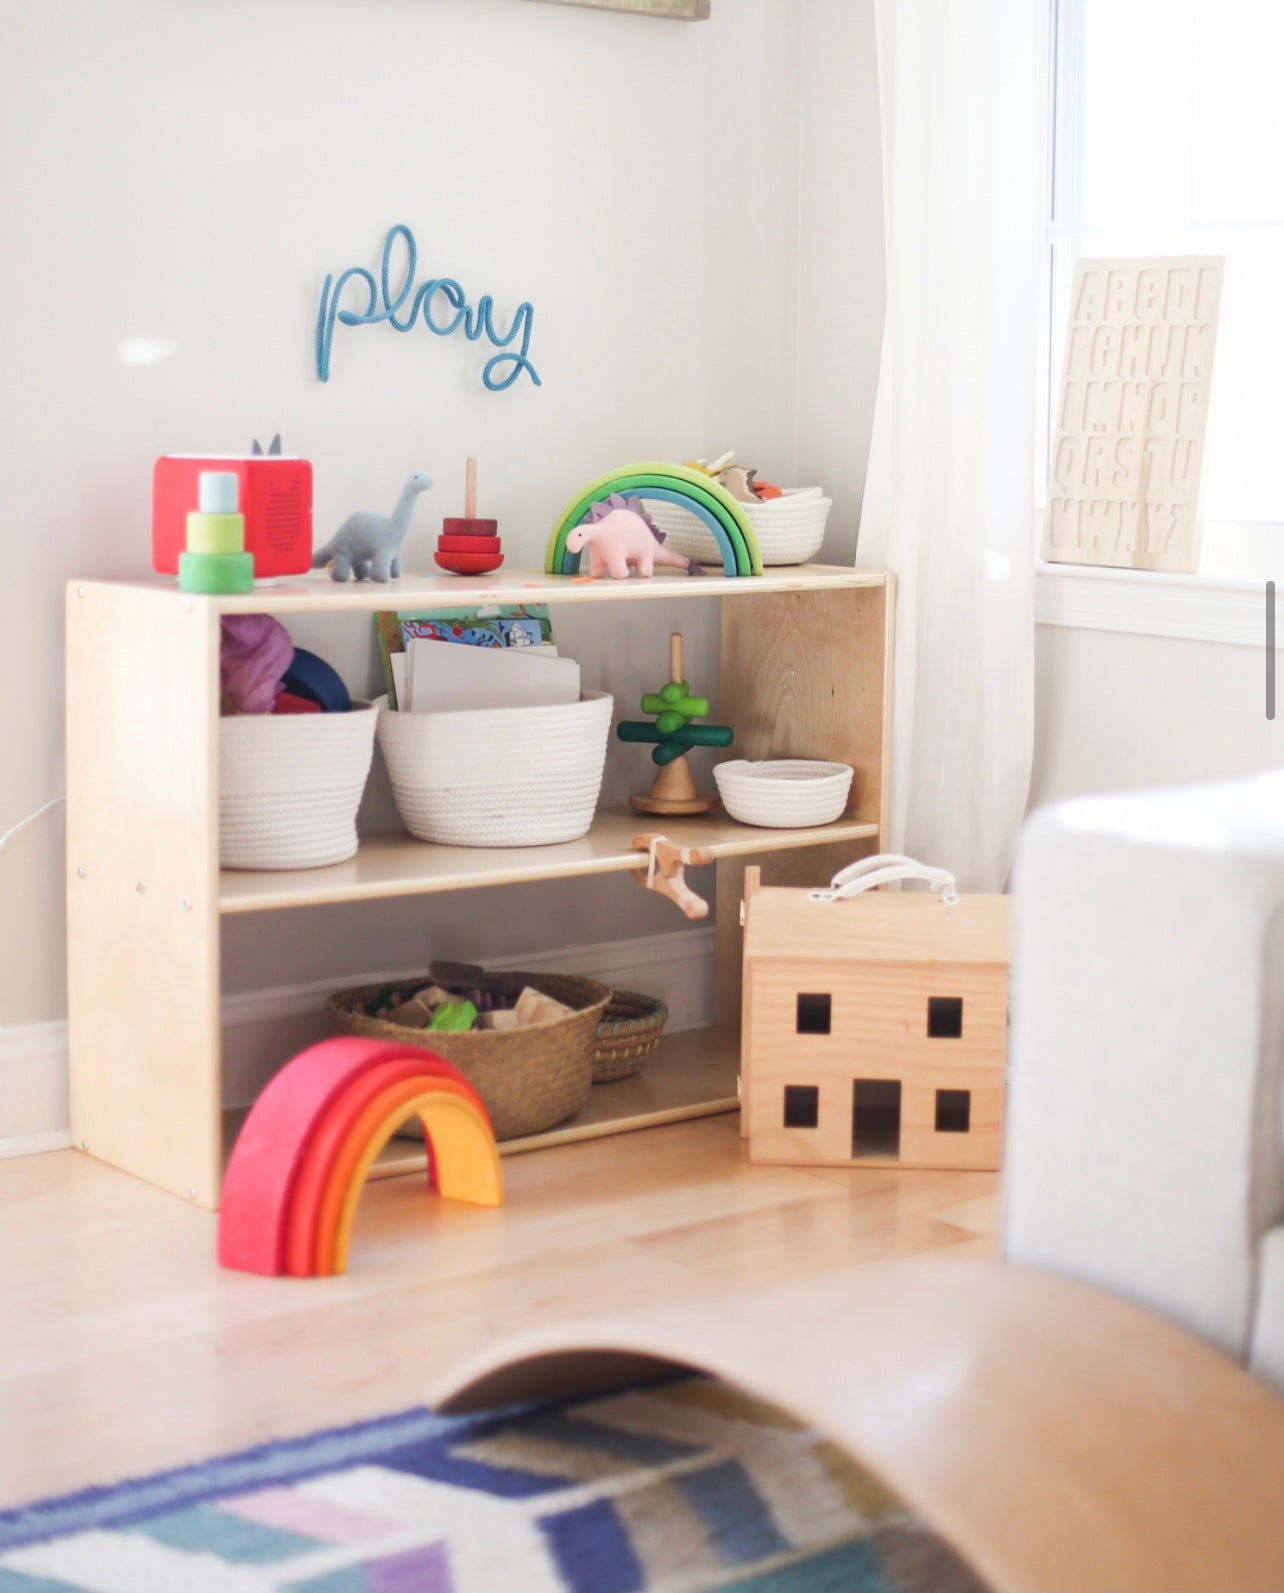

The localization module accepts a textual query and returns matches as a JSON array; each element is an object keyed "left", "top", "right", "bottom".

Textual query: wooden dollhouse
[{"left": 739, "top": 868, "right": 1011, "bottom": 1170}]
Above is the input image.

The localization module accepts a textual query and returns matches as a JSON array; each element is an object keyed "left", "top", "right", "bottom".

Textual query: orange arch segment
[
  {"left": 318, "top": 1084, "right": 503, "bottom": 1277},
  {"left": 285, "top": 1058, "right": 490, "bottom": 1279}
]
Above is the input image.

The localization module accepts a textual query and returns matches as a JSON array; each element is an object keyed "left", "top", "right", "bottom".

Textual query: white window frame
[{"left": 1035, "top": 0, "right": 1274, "bottom": 646}]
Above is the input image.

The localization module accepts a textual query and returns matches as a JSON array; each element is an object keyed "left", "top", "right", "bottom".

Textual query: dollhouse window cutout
[
  {"left": 796, "top": 993, "right": 831, "bottom": 1034},
  {"left": 935, "top": 1089, "right": 971, "bottom": 1133},
  {"left": 783, "top": 1085, "right": 820, "bottom": 1128},
  {"left": 853, "top": 1079, "right": 901, "bottom": 1159},
  {"left": 927, "top": 996, "right": 963, "bottom": 1037}
]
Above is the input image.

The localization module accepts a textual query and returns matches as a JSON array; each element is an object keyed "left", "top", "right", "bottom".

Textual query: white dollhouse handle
[{"left": 808, "top": 853, "right": 959, "bottom": 906}]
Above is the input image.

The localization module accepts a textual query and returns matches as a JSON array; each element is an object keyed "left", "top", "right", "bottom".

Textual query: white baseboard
[
  {"left": 0, "top": 1020, "right": 70, "bottom": 1148},
  {"left": 0, "top": 928, "right": 717, "bottom": 1155},
  {"left": 0, "top": 1130, "right": 72, "bottom": 1161}
]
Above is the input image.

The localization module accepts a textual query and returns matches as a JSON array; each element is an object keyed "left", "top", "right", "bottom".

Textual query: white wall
[
  {"left": 794, "top": 0, "right": 884, "bottom": 565},
  {"left": 0, "top": 0, "right": 806, "bottom": 1033},
  {"left": 1031, "top": 626, "right": 1283, "bottom": 809}
]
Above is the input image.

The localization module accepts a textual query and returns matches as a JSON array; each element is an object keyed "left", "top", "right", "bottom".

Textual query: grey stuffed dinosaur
[{"left": 312, "top": 471, "right": 433, "bottom": 582}]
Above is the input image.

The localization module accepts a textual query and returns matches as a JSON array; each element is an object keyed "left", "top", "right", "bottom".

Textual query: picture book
[{"left": 375, "top": 605, "right": 556, "bottom": 709}]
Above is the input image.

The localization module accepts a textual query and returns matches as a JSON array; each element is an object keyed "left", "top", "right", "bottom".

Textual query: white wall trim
[
  {"left": 1035, "top": 562, "right": 1270, "bottom": 648},
  {"left": 0, "top": 928, "right": 717, "bottom": 1155},
  {"left": 0, "top": 1130, "right": 72, "bottom": 1161},
  {"left": 0, "top": 1019, "right": 70, "bottom": 1150}
]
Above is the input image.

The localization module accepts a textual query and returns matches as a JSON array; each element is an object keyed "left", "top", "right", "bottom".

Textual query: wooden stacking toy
[
  {"left": 435, "top": 457, "right": 503, "bottom": 575},
  {"left": 617, "top": 632, "right": 733, "bottom": 815},
  {"left": 178, "top": 471, "right": 255, "bottom": 595}
]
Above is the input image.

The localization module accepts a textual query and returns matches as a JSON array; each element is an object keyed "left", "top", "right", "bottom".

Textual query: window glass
[{"left": 1050, "top": 0, "right": 1284, "bottom": 526}]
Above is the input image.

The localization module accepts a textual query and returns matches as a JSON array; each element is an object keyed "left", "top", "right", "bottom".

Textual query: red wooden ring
[
  {"left": 434, "top": 550, "right": 505, "bottom": 575},
  {"left": 438, "top": 533, "right": 501, "bottom": 554},
  {"left": 442, "top": 517, "right": 499, "bottom": 539}
]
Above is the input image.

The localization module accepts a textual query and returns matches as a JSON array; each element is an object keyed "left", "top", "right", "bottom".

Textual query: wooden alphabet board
[{"left": 1043, "top": 258, "right": 1223, "bottom": 573}]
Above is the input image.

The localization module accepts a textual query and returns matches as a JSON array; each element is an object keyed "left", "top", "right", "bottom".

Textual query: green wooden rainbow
[{"left": 545, "top": 462, "right": 764, "bottom": 577}]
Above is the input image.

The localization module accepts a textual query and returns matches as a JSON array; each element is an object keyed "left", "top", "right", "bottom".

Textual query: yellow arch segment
[{"left": 329, "top": 1090, "right": 504, "bottom": 1276}]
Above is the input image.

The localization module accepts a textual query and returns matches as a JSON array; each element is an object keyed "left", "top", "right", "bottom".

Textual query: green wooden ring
[
  {"left": 545, "top": 462, "right": 763, "bottom": 576},
  {"left": 556, "top": 482, "right": 744, "bottom": 577}
]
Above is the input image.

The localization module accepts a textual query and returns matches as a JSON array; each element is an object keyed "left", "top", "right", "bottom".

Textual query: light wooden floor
[{"left": 0, "top": 1113, "right": 998, "bottom": 1511}]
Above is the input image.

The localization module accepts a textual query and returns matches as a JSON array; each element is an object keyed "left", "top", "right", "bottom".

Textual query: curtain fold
[{"left": 858, "top": 0, "right": 1047, "bottom": 890}]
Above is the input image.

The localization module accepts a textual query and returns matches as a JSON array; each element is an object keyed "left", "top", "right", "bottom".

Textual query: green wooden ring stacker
[
  {"left": 185, "top": 513, "right": 246, "bottom": 556},
  {"left": 548, "top": 471, "right": 753, "bottom": 577},
  {"left": 178, "top": 551, "right": 255, "bottom": 595},
  {"left": 558, "top": 483, "right": 743, "bottom": 577},
  {"left": 545, "top": 462, "right": 763, "bottom": 577}
]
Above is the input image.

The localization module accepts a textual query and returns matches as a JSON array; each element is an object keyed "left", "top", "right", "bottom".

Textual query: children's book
[
  {"left": 375, "top": 606, "right": 556, "bottom": 709},
  {"left": 405, "top": 638, "right": 580, "bottom": 713}
]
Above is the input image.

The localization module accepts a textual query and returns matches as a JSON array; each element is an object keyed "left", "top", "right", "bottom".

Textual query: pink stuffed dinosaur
[{"left": 565, "top": 497, "right": 706, "bottom": 579}]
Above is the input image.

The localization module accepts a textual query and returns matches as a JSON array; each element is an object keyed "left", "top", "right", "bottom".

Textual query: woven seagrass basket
[
  {"left": 325, "top": 972, "right": 610, "bottom": 1140},
  {"left": 591, "top": 991, "right": 669, "bottom": 1083}
]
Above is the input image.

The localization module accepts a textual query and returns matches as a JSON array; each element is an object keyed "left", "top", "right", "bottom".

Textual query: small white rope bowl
[
  {"left": 713, "top": 758, "right": 855, "bottom": 828},
  {"left": 378, "top": 691, "right": 614, "bottom": 847},
  {"left": 220, "top": 699, "right": 378, "bottom": 870}
]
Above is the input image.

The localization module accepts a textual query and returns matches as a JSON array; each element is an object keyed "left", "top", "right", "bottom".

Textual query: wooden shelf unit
[{"left": 65, "top": 565, "right": 892, "bottom": 1209}]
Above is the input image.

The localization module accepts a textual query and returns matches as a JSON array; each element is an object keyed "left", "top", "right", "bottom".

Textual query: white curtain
[{"left": 858, "top": 0, "right": 1047, "bottom": 891}]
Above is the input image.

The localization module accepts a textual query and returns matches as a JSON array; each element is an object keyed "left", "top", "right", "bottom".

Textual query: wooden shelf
[
  {"left": 219, "top": 812, "right": 880, "bottom": 915},
  {"left": 73, "top": 563, "right": 887, "bottom": 616},
  {"left": 222, "top": 1026, "right": 740, "bottom": 1181},
  {"left": 66, "top": 570, "right": 892, "bottom": 1208}
]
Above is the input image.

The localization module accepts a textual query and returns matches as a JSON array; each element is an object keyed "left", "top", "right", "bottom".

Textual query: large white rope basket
[
  {"left": 220, "top": 700, "right": 378, "bottom": 870},
  {"left": 377, "top": 691, "right": 614, "bottom": 847}
]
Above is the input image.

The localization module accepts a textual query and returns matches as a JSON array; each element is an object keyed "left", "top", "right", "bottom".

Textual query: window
[
  {"left": 783, "top": 1085, "right": 820, "bottom": 1128},
  {"left": 852, "top": 1079, "right": 901, "bottom": 1159},
  {"left": 1047, "top": 0, "right": 1284, "bottom": 556},
  {"left": 935, "top": 1089, "right": 972, "bottom": 1133},
  {"left": 927, "top": 997, "right": 964, "bottom": 1038},
  {"left": 795, "top": 993, "right": 832, "bottom": 1035}
]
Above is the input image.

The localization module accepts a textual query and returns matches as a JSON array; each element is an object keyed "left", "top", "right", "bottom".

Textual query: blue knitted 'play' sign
[{"left": 316, "top": 224, "right": 541, "bottom": 392}]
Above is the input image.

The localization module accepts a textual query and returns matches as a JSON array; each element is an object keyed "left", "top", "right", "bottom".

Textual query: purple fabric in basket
[{"left": 221, "top": 615, "right": 294, "bottom": 715}]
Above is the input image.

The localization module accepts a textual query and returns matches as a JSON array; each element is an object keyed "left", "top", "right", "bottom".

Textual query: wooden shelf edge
[
  {"left": 70, "top": 565, "right": 888, "bottom": 617},
  {"left": 218, "top": 816, "right": 880, "bottom": 915}
]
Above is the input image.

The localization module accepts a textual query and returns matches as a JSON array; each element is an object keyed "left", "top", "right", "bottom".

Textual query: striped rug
[{"left": 0, "top": 1377, "right": 987, "bottom": 1592}]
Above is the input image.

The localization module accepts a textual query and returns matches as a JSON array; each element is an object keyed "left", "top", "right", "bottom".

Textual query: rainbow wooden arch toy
[
  {"left": 218, "top": 1036, "right": 503, "bottom": 1278},
  {"left": 545, "top": 462, "right": 764, "bottom": 577}
]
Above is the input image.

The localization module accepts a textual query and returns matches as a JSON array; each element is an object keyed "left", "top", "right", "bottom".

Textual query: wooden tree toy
[{"left": 616, "top": 632, "right": 732, "bottom": 815}]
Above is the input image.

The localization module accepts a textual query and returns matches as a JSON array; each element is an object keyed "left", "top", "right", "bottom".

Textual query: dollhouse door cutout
[{"left": 853, "top": 1079, "right": 901, "bottom": 1160}]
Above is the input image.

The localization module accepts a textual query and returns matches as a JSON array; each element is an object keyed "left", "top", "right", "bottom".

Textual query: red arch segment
[{"left": 218, "top": 1036, "right": 490, "bottom": 1277}]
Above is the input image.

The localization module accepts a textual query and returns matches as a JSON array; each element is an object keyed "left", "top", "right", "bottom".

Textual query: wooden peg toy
[
  {"left": 616, "top": 633, "right": 733, "bottom": 815},
  {"left": 631, "top": 833, "right": 714, "bottom": 919},
  {"left": 436, "top": 456, "right": 504, "bottom": 574}
]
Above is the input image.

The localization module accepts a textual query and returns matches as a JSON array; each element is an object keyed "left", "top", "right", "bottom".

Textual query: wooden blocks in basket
[{"left": 326, "top": 972, "right": 610, "bottom": 1140}]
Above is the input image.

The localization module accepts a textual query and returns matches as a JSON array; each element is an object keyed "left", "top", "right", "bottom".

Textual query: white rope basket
[
  {"left": 377, "top": 691, "right": 614, "bottom": 847},
  {"left": 644, "top": 488, "right": 831, "bottom": 567},
  {"left": 713, "top": 759, "right": 854, "bottom": 827},
  {"left": 220, "top": 700, "right": 378, "bottom": 870}
]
